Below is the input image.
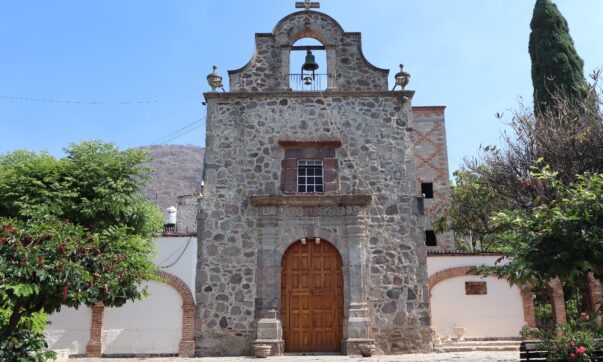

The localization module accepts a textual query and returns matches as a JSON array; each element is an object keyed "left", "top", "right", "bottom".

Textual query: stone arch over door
[
  {"left": 255, "top": 227, "right": 357, "bottom": 321},
  {"left": 281, "top": 239, "right": 344, "bottom": 352},
  {"left": 428, "top": 266, "right": 536, "bottom": 332},
  {"left": 251, "top": 204, "right": 373, "bottom": 356}
]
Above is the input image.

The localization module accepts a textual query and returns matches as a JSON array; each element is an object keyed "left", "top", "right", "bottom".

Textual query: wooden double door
[{"left": 281, "top": 240, "right": 343, "bottom": 352}]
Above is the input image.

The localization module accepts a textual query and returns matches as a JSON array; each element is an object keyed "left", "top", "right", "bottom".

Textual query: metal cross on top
[{"left": 295, "top": 0, "right": 320, "bottom": 11}]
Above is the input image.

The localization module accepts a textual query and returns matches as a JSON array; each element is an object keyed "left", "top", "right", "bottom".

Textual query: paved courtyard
[{"left": 75, "top": 351, "right": 518, "bottom": 362}]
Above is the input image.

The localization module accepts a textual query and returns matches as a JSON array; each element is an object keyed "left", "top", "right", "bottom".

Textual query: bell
[
  {"left": 302, "top": 50, "right": 319, "bottom": 72},
  {"left": 301, "top": 50, "right": 319, "bottom": 79}
]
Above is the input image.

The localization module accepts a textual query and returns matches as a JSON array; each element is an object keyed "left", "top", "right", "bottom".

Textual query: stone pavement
[{"left": 74, "top": 351, "right": 518, "bottom": 362}]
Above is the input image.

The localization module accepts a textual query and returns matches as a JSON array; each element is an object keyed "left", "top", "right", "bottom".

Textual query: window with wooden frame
[
  {"left": 279, "top": 140, "right": 341, "bottom": 194},
  {"left": 297, "top": 160, "right": 324, "bottom": 193}
]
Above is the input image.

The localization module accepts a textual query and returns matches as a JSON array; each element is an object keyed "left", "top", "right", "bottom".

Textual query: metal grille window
[{"left": 297, "top": 160, "right": 324, "bottom": 193}]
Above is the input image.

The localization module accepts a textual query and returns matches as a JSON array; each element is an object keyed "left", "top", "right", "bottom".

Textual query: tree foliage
[
  {"left": 0, "top": 141, "right": 163, "bottom": 358},
  {"left": 529, "top": 0, "right": 589, "bottom": 114},
  {"left": 466, "top": 81, "right": 603, "bottom": 210},
  {"left": 475, "top": 167, "right": 603, "bottom": 288},
  {"left": 0, "top": 310, "right": 54, "bottom": 361},
  {"left": 437, "top": 82, "right": 603, "bottom": 251},
  {"left": 433, "top": 170, "right": 510, "bottom": 251},
  {"left": 445, "top": 1, "right": 602, "bottom": 257},
  {"left": 0, "top": 141, "right": 162, "bottom": 237},
  {"left": 0, "top": 220, "right": 158, "bottom": 337},
  {"left": 436, "top": 0, "right": 603, "bottom": 328}
]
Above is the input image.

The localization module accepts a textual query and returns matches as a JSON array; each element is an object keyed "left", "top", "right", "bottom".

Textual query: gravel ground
[{"left": 74, "top": 351, "right": 518, "bottom": 362}]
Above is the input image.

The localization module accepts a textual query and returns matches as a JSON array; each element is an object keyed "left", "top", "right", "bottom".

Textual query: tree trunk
[{"left": 0, "top": 301, "right": 23, "bottom": 340}]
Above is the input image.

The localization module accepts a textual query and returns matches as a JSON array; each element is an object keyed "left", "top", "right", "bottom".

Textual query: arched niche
[
  {"left": 428, "top": 266, "right": 536, "bottom": 332},
  {"left": 289, "top": 37, "right": 328, "bottom": 91}
]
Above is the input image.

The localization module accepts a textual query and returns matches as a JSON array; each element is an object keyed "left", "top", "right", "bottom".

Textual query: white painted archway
[{"left": 102, "top": 280, "right": 182, "bottom": 355}]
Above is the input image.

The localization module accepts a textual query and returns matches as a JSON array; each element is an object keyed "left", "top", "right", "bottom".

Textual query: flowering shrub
[{"left": 535, "top": 312, "right": 602, "bottom": 361}]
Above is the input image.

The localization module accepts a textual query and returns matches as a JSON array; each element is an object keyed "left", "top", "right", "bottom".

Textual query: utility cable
[
  {"left": 151, "top": 117, "right": 206, "bottom": 144},
  {"left": 158, "top": 122, "right": 206, "bottom": 145},
  {"left": 159, "top": 236, "right": 193, "bottom": 269},
  {"left": 0, "top": 94, "right": 198, "bottom": 105}
]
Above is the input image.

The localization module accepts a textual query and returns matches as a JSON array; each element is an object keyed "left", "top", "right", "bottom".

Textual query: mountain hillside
[{"left": 137, "top": 145, "right": 205, "bottom": 211}]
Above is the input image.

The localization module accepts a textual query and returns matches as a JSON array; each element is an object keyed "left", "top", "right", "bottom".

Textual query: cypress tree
[{"left": 529, "top": 0, "right": 588, "bottom": 114}]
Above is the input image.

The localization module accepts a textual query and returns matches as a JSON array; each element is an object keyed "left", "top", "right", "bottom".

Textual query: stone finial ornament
[
  {"left": 393, "top": 64, "right": 411, "bottom": 90},
  {"left": 207, "top": 65, "right": 224, "bottom": 92}
]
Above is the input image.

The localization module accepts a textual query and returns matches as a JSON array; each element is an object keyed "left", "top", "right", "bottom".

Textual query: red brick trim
[
  {"left": 521, "top": 289, "right": 537, "bottom": 329},
  {"left": 156, "top": 270, "right": 196, "bottom": 357},
  {"left": 412, "top": 106, "right": 446, "bottom": 117},
  {"left": 586, "top": 272, "right": 602, "bottom": 313},
  {"left": 586, "top": 272, "right": 602, "bottom": 327},
  {"left": 85, "top": 302, "right": 104, "bottom": 357},
  {"left": 428, "top": 266, "right": 536, "bottom": 328},
  {"left": 428, "top": 266, "right": 474, "bottom": 292},
  {"left": 548, "top": 278, "right": 566, "bottom": 327},
  {"left": 278, "top": 140, "right": 342, "bottom": 149},
  {"left": 85, "top": 272, "right": 196, "bottom": 357}
]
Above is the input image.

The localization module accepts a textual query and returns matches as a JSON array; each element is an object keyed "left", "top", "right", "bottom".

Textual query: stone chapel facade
[
  {"left": 44, "top": 5, "right": 603, "bottom": 358},
  {"left": 197, "top": 8, "right": 446, "bottom": 356}
]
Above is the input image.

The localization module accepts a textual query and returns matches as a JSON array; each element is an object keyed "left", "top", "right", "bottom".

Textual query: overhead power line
[
  {"left": 149, "top": 117, "right": 206, "bottom": 145},
  {"left": 158, "top": 123, "right": 206, "bottom": 145},
  {"left": 151, "top": 118, "right": 206, "bottom": 144},
  {"left": 0, "top": 94, "right": 199, "bottom": 105},
  {"left": 160, "top": 122, "right": 205, "bottom": 145}
]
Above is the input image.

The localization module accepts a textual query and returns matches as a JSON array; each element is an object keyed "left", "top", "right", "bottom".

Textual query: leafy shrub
[
  {"left": 0, "top": 309, "right": 55, "bottom": 361},
  {"left": 535, "top": 312, "right": 602, "bottom": 361}
]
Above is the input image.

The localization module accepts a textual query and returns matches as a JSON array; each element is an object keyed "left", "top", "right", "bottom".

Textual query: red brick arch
[
  {"left": 428, "top": 266, "right": 536, "bottom": 328},
  {"left": 86, "top": 271, "right": 196, "bottom": 357},
  {"left": 155, "top": 270, "right": 196, "bottom": 357}
]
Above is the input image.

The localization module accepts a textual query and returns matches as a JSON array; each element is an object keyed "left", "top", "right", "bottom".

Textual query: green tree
[
  {"left": 0, "top": 309, "right": 52, "bottom": 362},
  {"left": 434, "top": 169, "right": 510, "bottom": 251},
  {"left": 529, "top": 0, "right": 589, "bottom": 114},
  {"left": 477, "top": 167, "right": 603, "bottom": 288},
  {"left": 0, "top": 142, "right": 161, "bottom": 237},
  {"left": 0, "top": 141, "right": 163, "bottom": 359}
]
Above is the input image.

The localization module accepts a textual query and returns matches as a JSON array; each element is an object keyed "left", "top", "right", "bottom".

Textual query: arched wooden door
[{"left": 281, "top": 240, "right": 343, "bottom": 353}]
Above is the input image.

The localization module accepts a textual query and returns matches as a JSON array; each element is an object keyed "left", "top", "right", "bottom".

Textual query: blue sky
[{"left": 1, "top": 0, "right": 602, "bottom": 174}]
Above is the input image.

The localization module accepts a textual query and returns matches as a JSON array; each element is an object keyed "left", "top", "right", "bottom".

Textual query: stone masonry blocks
[{"left": 198, "top": 91, "right": 431, "bottom": 355}]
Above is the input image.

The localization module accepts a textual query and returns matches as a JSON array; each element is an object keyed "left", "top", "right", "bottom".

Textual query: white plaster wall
[
  {"left": 45, "top": 306, "right": 91, "bottom": 355},
  {"left": 102, "top": 280, "right": 182, "bottom": 355},
  {"left": 45, "top": 236, "right": 196, "bottom": 355},
  {"left": 154, "top": 236, "right": 197, "bottom": 302},
  {"left": 427, "top": 255, "right": 503, "bottom": 275},
  {"left": 430, "top": 276, "right": 524, "bottom": 338}
]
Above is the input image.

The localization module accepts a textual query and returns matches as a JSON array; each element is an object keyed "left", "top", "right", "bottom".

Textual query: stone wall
[
  {"left": 176, "top": 194, "right": 200, "bottom": 234},
  {"left": 197, "top": 90, "right": 432, "bottom": 355},
  {"left": 228, "top": 11, "right": 388, "bottom": 92}
]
